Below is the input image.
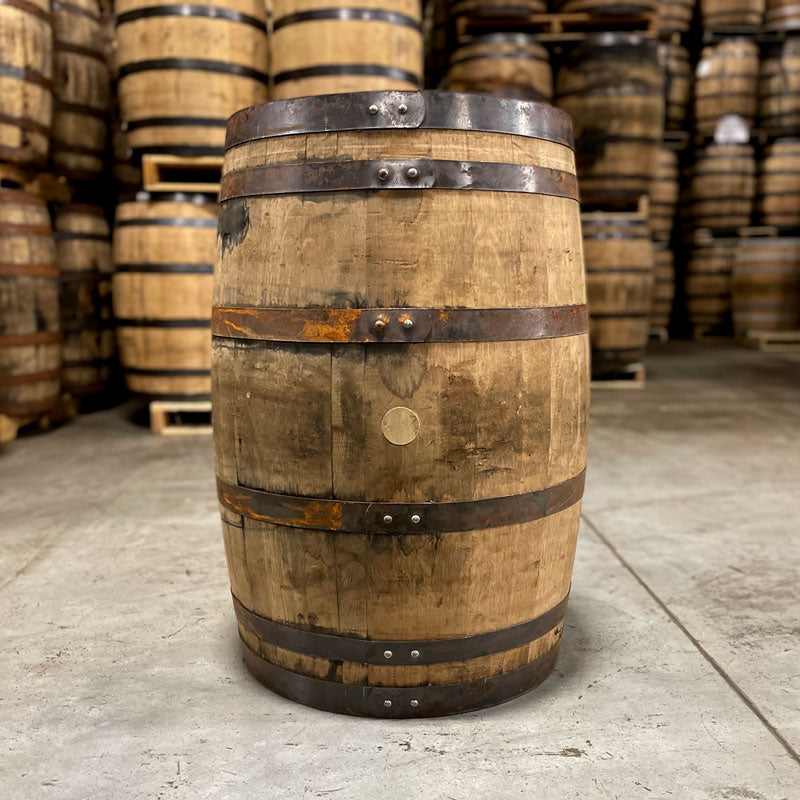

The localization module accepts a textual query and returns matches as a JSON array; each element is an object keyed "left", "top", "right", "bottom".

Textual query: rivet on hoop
[
  {"left": 410, "top": 650, "right": 420, "bottom": 659},
  {"left": 410, "top": 514, "right": 421, "bottom": 525},
  {"left": 406, "top": 167, "right": 419, "bottom": 180},
  {"left": 383, "top": 514, "right": 393, "bottom": 525},
  {"left": 398, "top": 103, "right": 408, "bottom": 114},
  {"left": 374, "top": 314, "right": 389, "bottom": 332},
  {"left": 369, "top": 104, "right": 379, "bottom": 115},
  {"left": 384, "top": 699, "right": 392, "bottom": 708},
  {"left": 377, "top": 167, "right": 390, "bottom": 181},
  {"left": 402, "top": 317, "right": 414, "bottom": 329},
  {"left": 384, "top": 650, "right": 393, "bottom": 659},
  {"left": 410, "top": 699, "right": 419, "bottom": 707}
]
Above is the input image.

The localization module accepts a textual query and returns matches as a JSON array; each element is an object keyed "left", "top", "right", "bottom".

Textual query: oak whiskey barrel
[
  {"left": 658, "top": 41, "right": 691, "bottom": 131},
  {"left": 758, "top": 139, "right": 800, "bottom": 228},
  {"left": 442, "top": 34, "right": 552, "bottom": 102},
  {"left": 52, "top": 0, "right": 111, "bottom": 179},
  {"left": 582, "top": 212, "right": 654, "bottom": 377},
  {"left": 690, "top": 143, "right": 756, "bottom": 232},
  {"left": 732, "top": 236, "right": 800, "bottom": 332},
  {"left": 448, "top": 0, "right": 546, "bottom": 16},
  {"left": 651, "top": 243, "right": 675, "bottom": 328},
  {"left": 555, "top": 34, "right": 664, "bottom": 206},
  {"left": 0, "top": 188, "right": 61, "bottom": 418},
  {"left": 650, "top": 147, "right": 679, "bottom": 241},
  {"left": 700, "top": 0, "right": 764, "bottom": 26},
  {"left": 760, "top": 39, "right": 800, "bottom": 135},
  {"left": 56, "top": 205, "right": 115, "bottom": 399},
  {"left": 765, "top": 0, "right": 800, "bottom": 29},
  {"left": 271, "top": 0, "right": 423, "bottom": 100},
  {"left": 116, "top": 0, "right": 268, "bottom": 155},
  {"left": 113, "top": 193, "right": 216, "bottom": 400},
  {"left": 215, "top": 90, "right": 588, "bottom": 718},
  {"left": 686, "top": 238, "right": 736, "bottom": 331},
  {"left": 657, "top": 0, "right": 696, "bottom": 33},
  {"left": 0, "top": 0, "right": 53, "bottom": 165},
  {"left": 694, "top": 39, "right": 759, "bottom": 137},
  {"left": 554, "top": 0, "right": 657, "bottom": 11}
]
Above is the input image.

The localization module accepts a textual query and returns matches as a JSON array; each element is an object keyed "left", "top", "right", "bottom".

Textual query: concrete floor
[{"left": 1, "top": 342, "right": 798, "bottom": 800}]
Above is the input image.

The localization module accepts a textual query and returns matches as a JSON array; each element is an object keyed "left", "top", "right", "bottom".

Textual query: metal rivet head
[
  {"left": 410, "top": 699, "right": 419, "bottom": 707},
  {"left": 369, "top": 104, "right": 379, "bottom": 115},
  {"left": 377, "top": 167, "right": 390, "bottom": 181},
  {"left": 402, "top": 317, "right": 414, "bottom": 329},
  {"left": 398, "top": 103, "right": 408, "bottom": 114},
  {"left": 410, "top": 650, "right": 420, "bottom": 659},
  {"left": 410, "top": 514, "right": 421, "bottom": 525},
  {"left": 384, "top": 699, "right": 392, "bottom": 708},
  {"left": 406, "top": 167, "right": 419, "bottom": 180},
  {"left": 383, "top": 650, "right": 393, "bottom": 659},
  {"left": 374, "top": 317, "right": 387, "bottom": 331},
  {"left": 382, "top": 514, "right": 393, "bottom": 525}
]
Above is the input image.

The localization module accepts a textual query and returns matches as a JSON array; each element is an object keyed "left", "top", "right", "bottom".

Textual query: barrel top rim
[{"left": 225, "top": 90, "right": 574, "bottom": 151}]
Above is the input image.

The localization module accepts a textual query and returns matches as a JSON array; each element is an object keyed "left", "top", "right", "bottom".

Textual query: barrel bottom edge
[{"left": 239, "top": 639, "right": 561, "bottom": 719}]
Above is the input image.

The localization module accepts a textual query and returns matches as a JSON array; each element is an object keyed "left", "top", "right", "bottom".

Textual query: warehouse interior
[{"left": 1, "top": 0, "right": 799, "bottom": 796}]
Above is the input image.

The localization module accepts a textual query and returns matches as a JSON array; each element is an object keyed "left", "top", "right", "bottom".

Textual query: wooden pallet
[
  {"left": 649, "top": 326, "right": 669, "bottom": 343},
  {"left": 591, "top": 363, "right": 646, "bottom": 389},
  {"left": 141, "top": 154, "right": 223, "bottom": 194},
  {"left": 740, "top": 329, "right": 800, "bottom": 352},
  {"left": 150, "top": 400, "right": 212, "bottom": 436},
  {"left": 456, "top": 10, "right": 657, "bottom": 40}
]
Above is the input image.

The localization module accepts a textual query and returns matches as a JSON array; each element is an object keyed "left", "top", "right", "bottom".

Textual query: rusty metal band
[
  {"left": 0, "top": 0, "right": 52, "bottom": 22},
  {"left": 0, "top": 111, "right": 51, "bottom": 137},
  {"left": 115, "top": 216, "right": 218, "bottom": 228},
  {"left": 115, "top": 262, "right": 214, "bottom": 274},
  {"left": 233, "top": 593, "right": 567, "bottom": 666},
  {"left": 0, "top": 223, "right": 52, "bottom": 236},
  {"left": 211, "top": 305, "right": 588, "bottom": 343},
  {"left": 0, "top": 368, "right": 60, "bottom": 386},
  {"left": 53, "top": 0, "right": 99, "bottom": 19},
  {"left": 273, "top": 7, "right": 419, "bottom": 30},
  {"left": 225, "top": 90, "right": 573, "bottom": 150},
  {"left": 118, "top": 58, "right": 268, "bottom": 83},
  {"left": 0, "top": 331, "right": 62, "bottom": 346},
  {"left": 217, "top": 469, "right": 584, "bottom": 535},
  {"left": 115, "top": 318, "right": 211, "bottom": 328},
  {"left": 54, "top": 42, "right": 107, "bottom": 63},
  {"left": 220, "top": 160, "right": 578, "bottom": 201},
  {"left": 0, "top": 62, "right": 53, "bottom": 89},
  {"left": 117, "top": 4, "right": 266, "bottom": 29},
  {"left": 240, "top": 640, "right": 560, "bottom": 718},
  {"left": 0, "top": 263, "right": 58, "bottom": 277},
  {"left": 273, "top": 64, "right": 419, "bottom": 86}
]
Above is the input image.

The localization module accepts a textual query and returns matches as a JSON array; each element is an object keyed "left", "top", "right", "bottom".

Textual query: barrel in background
[
  {"left": 685, "top": 238, "right": 737, "bottom": 334},
  {"left": 760, "top": 38, "right": 800, "bottom": 136},
  {"left": 56, "top": 205, "right": 115, "bottom": 400},
  {"left": 214, "top": 91, "right": 588, "bottom": 717},
  {"left": 757, "top": 139, "right": 800, "bottom": 228},
  {"left": 690, "top": 143, "right": 756, "bottom": 232},
  {"left": 658, "top": 41, "right": 691, "bottom": 131},
  {"left": 0, "top": 0, "right": 53, "bottom": 166},
  {"left": 657, "top": 0, "right": 697, "bottom": 34},
  {"left": 115, "top": 0, "right": 269, "bottom": 155},
  {"left": 652, "top": 243, "right": 675, "bottom": 329},
  {"left": 0, "top": 188, "right": 61, "bottom": 419},
  {"left": 270, "top": 0, "right": 423, "bottom": 100},
  {"left": 650, "top": 147, "right": 680, "bottom": 241},
  {"left": 582, "top": 211, "right": 655, "bottom": 377},
  {"left": 765, "top": 0, "right": 800, "bottom": 29},
  {"left": 700, "top": 0, "right": 765, "bottom": 27},
  {"left": 113, "top": 193, "right": 216, "bottom": 400}
]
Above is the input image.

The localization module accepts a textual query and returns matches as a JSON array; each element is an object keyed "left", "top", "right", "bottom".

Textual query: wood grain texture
[
  {"left": 113, "top": 196, "right": 216, "bottom": 398},
  {"left": 270, "top": 0, "right": 422, "bottom": 100},
  {"left": 0, "top": 188, "right": 60, "bottom": 417},
  {"left": 690, "top": 143, "right": 756, "bottom": 232},
  {"left": 686, "top": 239, "right": 736, "bottom": 328},
  {"left": 0, "top": 0, "right": 53, "bottom": 166},
  {"left": 56, "top": 205, "right": 114, "bottom": 398},
  {"left": 760, "top": 38, "right": 800, "bottom": 135},
  {"left": 215, "top": 98, "right": 588, "bottom": 713},
  {"left": 757, "top": 139, "right": 800, "bottom": 228}
]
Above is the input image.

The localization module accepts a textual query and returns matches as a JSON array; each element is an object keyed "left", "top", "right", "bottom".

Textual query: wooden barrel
[
  {"left": 554, "top": 0, "right": 657, "bottom": 11},
  {"left": 650, "top": 147, "right": 679, "bottom": 241},
  {"left": 442, "top": 34, "right": 552, "bottom": 102},
  {"left": 732, "top": 236, "right": 800, "bottom": 332},
  {"left": 0, "top": 0, "right": 53, "bottom": 166},
  {"left": 51, "top": 0, "right": 111, "bottom": 179},
  {"left": 685, "top": 238, "right": 736, "bottom": 330},
  {"left": 113, "top": 194, "right": 216, "bottom": 400},
  {"left": 582, "top": 212, "right": 654, "bottom": 376},
  {"left": 658, "top": 0, "right": 696, "bottom": 33},
  {"left": 55, "top": 205, "right": 115, "bottom": 399},
  {"left": 116, "top": 0, "right": 268, "bottom": 155},
  {"left": 215, "top": 91, "right": 588, "bottom": 718},
  {"left": 700, "top": 0, "right": 764, "bottom": 26},
  {"left": 651, "top": 243, "right": 675, "bottom": 328},
  {"left": 0, "top": 188, "right": 61, "bottom": 419},
  {"left": 448, "top": 0, "right": 546, "bottom": 15},
  {"left": 694, "top": 39, "right": 759, "bottom": 137},
  {"left": 758, "top": 139, "right": 800, "bottom": 228},
  {"left": 690, "top": 143, "right": 756, "bottom": 232},
  {"left": 765, "top": 0, "right": 800, "bottom": 29},
  {"left": 760, "top": 39, "right": 800, "bottom": 136},
  {"left": 555, "top": 34, "right": 663, "bottom": 207},
  {"left": 658, "top": 41, "right": 691, "bottom": 131},
  {"left": 271, "top": 0, "right": 423, "bottom": 100}
]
